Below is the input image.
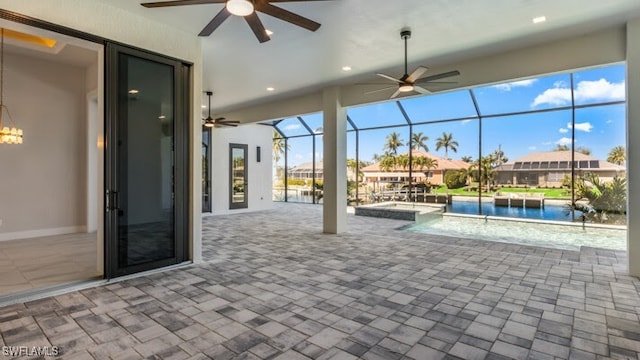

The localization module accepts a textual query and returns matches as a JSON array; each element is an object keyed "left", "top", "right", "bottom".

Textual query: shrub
[{"left": 444, "top": 170, "right": 467, "bottom": 189}]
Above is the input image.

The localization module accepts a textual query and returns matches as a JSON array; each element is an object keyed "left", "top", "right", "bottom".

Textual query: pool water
[
  {"left": 446, "top": 201, "right": 578, "bottom": 221},
  {"left": 405, "top": 215, "right": 626, "bottom": 250}
]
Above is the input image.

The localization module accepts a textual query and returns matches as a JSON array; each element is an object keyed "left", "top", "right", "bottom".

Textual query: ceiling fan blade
[
  {"left": 406, "top": 66, "right": 428, "bottom": 83},
  {"left": 416, "top": 70, "right": 461, "bottom": 83},
  {"left": 414, "top": 86, "right": 431, "bottom": 95},
  {"left": 256, "top": 2, "right": 321, "bottom": 31},
  {"left": 199, "top": 8, "right": 231, "bottom": 36},
  {"left": 390, "top": 89, "right": 402, "bottom": 99},
  {"left": 364, "top": 86, "right": 396, "bottom": 95},
  {"left": 142, "top": 0, "right": 225, "bottom": 8},
  {"left": 215, "top": 117, "right": 226, "bottom": 121},
  {"left": 219, "top": 120, "right": 240, "bottom": 123},
  {"left": 376, "top": 73, "right": 402, "bottom": 83},
  {"left": 267, "top": 0, "right": 335, "bottom": 2},
  {"left": 244, "top": 12, "right": 271, "bottom": 43}
]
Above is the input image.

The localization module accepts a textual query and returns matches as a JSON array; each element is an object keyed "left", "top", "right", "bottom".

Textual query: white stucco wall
[{"left": 210, "top": 124, "right": 273, "bottom": 215}]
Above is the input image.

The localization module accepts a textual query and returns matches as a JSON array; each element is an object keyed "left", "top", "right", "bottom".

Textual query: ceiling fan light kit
[
  {"left": 226, "top": 0, "right": 254, "bottom": 16},
  {"left": 141, "top": 0, "right": 332, "bottom": 43}
]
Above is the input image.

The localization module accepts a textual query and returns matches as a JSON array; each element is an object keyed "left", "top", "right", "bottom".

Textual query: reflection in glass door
[
  {"left": 230, "top": 144, "right": 248, "bottom": 209},
  {"left": 202, "top": 128, "right": 212, "bottom": 212},
  {"left": 106, "top": 44, "right": 189, "bottom": 277}
]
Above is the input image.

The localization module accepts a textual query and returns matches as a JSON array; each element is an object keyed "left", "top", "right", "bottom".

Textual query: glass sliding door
[{"left": 105, "top": 44, "right": 189, "bottom": 277}]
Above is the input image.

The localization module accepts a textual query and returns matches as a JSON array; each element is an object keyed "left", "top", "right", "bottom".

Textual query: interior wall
[
  {"left": 0, "top": 0, "right": 204, "bottom": 262},
  {"left": 210, "top": 124, "right": 273, "bottom": 215},
  {"left": 0, "top": 52, "right": 87, "bottom": 240}
]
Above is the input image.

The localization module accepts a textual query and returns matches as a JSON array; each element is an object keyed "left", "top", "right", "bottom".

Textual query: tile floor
[
  {"left": 0, "top": 232, "right": 99, "bottom": 296},
  {"left": 0, "top": 203, "right": 639, "bottom": 359}
]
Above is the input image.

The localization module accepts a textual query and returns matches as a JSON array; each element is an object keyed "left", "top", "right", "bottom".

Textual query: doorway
[
  {"left": 105, "top": 44, "right": 190, "bottom": 278},
  {"left": 230, "top": 143, "right": 248, "bottom": 209}
]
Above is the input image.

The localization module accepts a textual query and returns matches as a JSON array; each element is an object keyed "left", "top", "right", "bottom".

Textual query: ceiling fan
[
  {"left": 366, "top": 29, "right": 461, "bottom": 99},
  {"left": 140, "top": 0, "right": 333, "bottom": 43},
  {"left": 203, "top": 91, "right": 239, "bottom": 128}
]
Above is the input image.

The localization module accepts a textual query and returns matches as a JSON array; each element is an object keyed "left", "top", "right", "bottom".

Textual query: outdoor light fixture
[
  {"left": 226, "top": 0, "right": 254, "bottom": 16},
  {"left": 0, "top": 28, "right": 23, "bottom": 145}
]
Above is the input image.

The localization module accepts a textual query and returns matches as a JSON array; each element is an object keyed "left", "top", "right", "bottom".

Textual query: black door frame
[
  {"left": 105, "top": 43, "right": 190, "bottom": 278},
  {"left": 229, "top": 143, "right": 249, "bottom": 209}
]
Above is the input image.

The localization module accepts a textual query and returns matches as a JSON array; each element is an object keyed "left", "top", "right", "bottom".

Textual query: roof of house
[
  {"left": 361, "top": 151, "right": 471, "bottom": 173},
  {"left": 498, "top": 151, "right": 625, "bottom": 172},
  {"left": 288, "top": 162, "right": 322, "bottom": 172}
]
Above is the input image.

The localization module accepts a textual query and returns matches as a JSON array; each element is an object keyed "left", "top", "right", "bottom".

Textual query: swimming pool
[
  {"left": 404, "top": 214, "right": 626, "bottom": 250},
  {"left": 446, "top": 200, "right": 578, "bottom": 221}
]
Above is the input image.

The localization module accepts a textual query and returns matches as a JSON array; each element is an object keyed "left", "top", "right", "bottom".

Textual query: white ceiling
[
  {"left": 105, "top": 0, "right": 640, "bottom": 113},
  {"left": 0, "top": 19, "right": 100, "bottom": 68}
]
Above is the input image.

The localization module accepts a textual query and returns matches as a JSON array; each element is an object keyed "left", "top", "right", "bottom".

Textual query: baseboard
[{"left": 0, "top": 226, "right": 88, "bottom": 242}]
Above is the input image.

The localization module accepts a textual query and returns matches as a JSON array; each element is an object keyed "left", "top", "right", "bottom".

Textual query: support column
[
  {"left": 627, "top": 18, "right": 640, "bottom": 276},
  {"left": 322, "top": 86, "right": 347, "bottom": 233}
]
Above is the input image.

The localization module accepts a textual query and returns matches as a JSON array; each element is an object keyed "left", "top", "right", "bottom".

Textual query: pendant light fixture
[{"left": 0, "top": 28, "right": 23, "bottom": 145}]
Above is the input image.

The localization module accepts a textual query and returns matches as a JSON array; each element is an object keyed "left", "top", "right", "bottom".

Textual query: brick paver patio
[{"left": 0, "top": 203, "right": 638, "bottom": 359}]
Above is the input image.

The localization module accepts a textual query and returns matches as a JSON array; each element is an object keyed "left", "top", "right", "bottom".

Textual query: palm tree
[
  {"left": 346, "top": 158, "right": 358, "bottom": 181},
  {"left": 576, "top": 146, "right": 591, "bottom": 156},
  {"left": 490, "top": 146, "right": 508, "bottom": 167},
  {"left": 461, "top": 156, "right": 474, "bottom": 163},
  {"left": 435, "top": 132, "right": 459, "bottom": 159},
  {"left": 379, "top": 154, "right": 397, "bottom": 172},
  {"left": 408, "top": 132, "right": 429, "bottom": 153},
  {"left": 607, "top": 145, "right": 626, "bottom": 165},
  {"left": 396, "top": 154, "right": 410, "bottom": 170},
  {"left": 384, "top": 132, "right": 404, "bottom": 155},
  {"left": 272, "top": 131, "right": 289, "bottom": 164},
  {"left": 555, "top": 144, "right": 570, "bottom": 151}
]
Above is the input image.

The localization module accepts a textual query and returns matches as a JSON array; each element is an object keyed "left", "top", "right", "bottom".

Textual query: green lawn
[{"left": 434, "top": 186, "right": 571, "bottom": 199}]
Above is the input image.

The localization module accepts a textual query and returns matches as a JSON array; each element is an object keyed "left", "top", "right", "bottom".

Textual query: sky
[{"left": 275, "top": 63, "right": 626, "bottom": 166}]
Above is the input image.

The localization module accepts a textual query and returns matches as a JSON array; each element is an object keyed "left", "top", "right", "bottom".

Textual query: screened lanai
[{"left": 268, "top": 64, "right": 627, "bottom": 234}]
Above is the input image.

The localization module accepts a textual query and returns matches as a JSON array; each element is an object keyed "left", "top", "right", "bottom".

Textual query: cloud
[
  {"left": 570, "top": 122, "right": 593, "bottom": 132},
  {"left": 532, "top": 78, "right": 625, "bottom": 107},
  {"left": 556, "top": 137, "right": 572, "bottom": 146},
  {"left": 284, "top": 124, "right": 301, "bottom": 131},
  {"left": 493, "top": 79, "right": 537, "bottom": 91},
  {"left": 531, "top": 87, "right": 571, "bottom": 107},
  {"left": 606, "top": 119, "right": 613, "bottom": 124},
  {"left": 528, "top": 146, "right": 537, "bottom": 150},
  {"left": 542, "top": 141, "right": 553, "bottom": 146},
  {"left": 558, "top": 128, "right": 569, "bottom": 134}
]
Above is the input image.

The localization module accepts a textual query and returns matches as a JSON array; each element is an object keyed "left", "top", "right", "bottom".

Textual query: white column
[
  {"left": 322, "top": 86, "right": 347, "bottom": 233},
  {"left": 627, "top": 18, "right": 640, "bottom": 276}
]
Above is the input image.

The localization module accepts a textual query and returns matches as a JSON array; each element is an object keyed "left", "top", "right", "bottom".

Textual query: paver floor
[{"left": 0, "top": 203, "right": 638, "bottom": 359}]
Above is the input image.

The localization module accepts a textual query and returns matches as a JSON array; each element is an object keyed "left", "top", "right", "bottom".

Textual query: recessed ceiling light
[
  {"left": 158, "top": 115, "right": 166, "bottom": 119},
  {"left": 266, "top": 87, "right": 275, "bottom": 92},
  {"left": 202, "top": 105, "right": 207, "bottom": 109},
  {"left": 342, "top": 66, "right": 352, "bottom": 72},
  {"left": 265, "top": 29, "right": 274, "bottom": 36},
  {"left": 533, "top": 16, "right": 546, "bottom": 24},
  {"left": 128, "top": 89, "right": 139, "bottom": 94}
]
